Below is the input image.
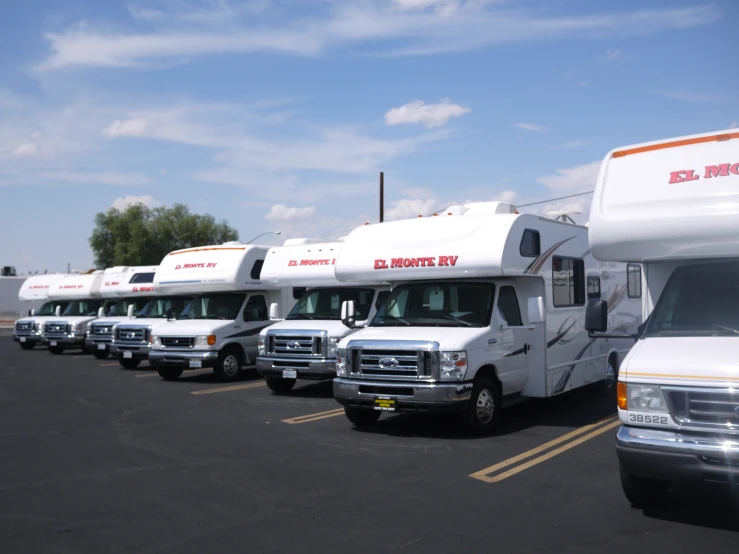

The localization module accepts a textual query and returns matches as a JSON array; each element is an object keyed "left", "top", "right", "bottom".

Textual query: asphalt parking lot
[{"left": 1, "top": 336, "right": 738, "bottom": 553}]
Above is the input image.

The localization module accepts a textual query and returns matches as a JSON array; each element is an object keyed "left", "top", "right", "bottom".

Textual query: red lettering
[
  {"left": 427, "top": 257, "right": 436, "bottom": 266},
  {"left": 448, "top": 256, "right": 458, "bottom": 266},
  {"left": 402, "top": 258, "right": 412, "bottom": 267},
  {"left": 731, "top": 163, "right": 739, "bottom": 175},
  {"left": 669, "top": 171, "right": 685, "bottom": 184},
  {"left": 439, "top": 256, "right": 449, "bottom": 266},
  {"left": 705, "top": 164, "right": 731, "bottom": 179},
  {"left": 374, "top": 259, "right": 387, "bottom": 270},
  {"left": 390, "top": 258, "right": 403, "bottom": 268},
  {"left": 684, "top": 170, "right": 699, "bottom": 181}
]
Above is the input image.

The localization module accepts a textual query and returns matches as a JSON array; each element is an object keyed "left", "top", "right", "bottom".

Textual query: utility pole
[
  {"left": 67, "top": 263, "right": 70, "bottom": 274},
  {"left": 379, "top": 172, "right": 384, "bottom": 223}
]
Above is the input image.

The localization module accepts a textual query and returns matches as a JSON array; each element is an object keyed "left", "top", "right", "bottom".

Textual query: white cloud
[
  {"left": 35, "top": 4, "right": 721, "bottom": 69},
  {"left": 41, "top": 170, "right": 152, "bottom": 186},
  {"left": 652, "top": 90, "right": 730, "bottom": 103},
  {"left": 515, "top": 123, "right": 546, "bottom": 133},
  {"left": 578, "top": 81, "right": 588, "bottom": 87},
  {"left": 11, "top": 143, "right": 41, "bottom": 157},
  {"left": 551, "top": 140, "right": 587, "bottom": 150},
  {"left": 265, "top": 204, "right": 316, "bottom": 221},
  {"left": 385, "top": 197, "right": 446, "bottom": 220},
  {"left": 103, "top": 117, "right": 159, "bottom": 138},
  {"left": 729, "top": 122, "right": 738, "bottom": 129},
  {"left": 385, "top": 100, "right": 470, "bottom": 128},
  {"left": 111, "top": 195, "right": 162, "bottom": 211},
  {"left": 536, "top": 161, "right": 600, "bottom": 192},
  {"left": 603, "top": 48, "right": 621, "bottom": 61}
]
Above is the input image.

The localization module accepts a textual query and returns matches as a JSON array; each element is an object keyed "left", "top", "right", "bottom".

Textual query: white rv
[
  {"left": 13, "top": 274, "right": 70, "bottom": 350},
  {"left": 586, "top": 129, "right": 739, "bottom": 507},
  {"left": 256, "top": 239, "right": 390, "bottom": 393},
  {"left": 147, "top": 243, "right": 295, "bottom": 381},
  {"left": 42, "top": 272, "right": 106, "bottom": 354},
  {"left": 85, "top": 266, "right": 159, "bottom": 359},
  {"left": 331, "top": 202, "right": 641, "bottom": 433}
]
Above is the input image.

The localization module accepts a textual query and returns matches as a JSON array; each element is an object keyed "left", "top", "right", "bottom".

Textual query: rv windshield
[
  {"left": 104, "top": 298, "right": 152, "bottom": 317},
  {"left": 138, "top": 296, "right": 194, "bottom": 319},
  {"left": 62, "top": 299, "right": 105, "bottom": 317},
  {"left": 287, "top": 288, "right": 375, "bottom": 321},
  {"left": 34, "top": 301, "right": 69, "bottom": 316},
  {"left": 372, "top": 282, "right": 495, "bottom": 327},
  {"left": 178, "top": 293, "right": 246, "bottom": 320},
  {"left": 644, "top": 262, "right": 739, "bottom": 338}
]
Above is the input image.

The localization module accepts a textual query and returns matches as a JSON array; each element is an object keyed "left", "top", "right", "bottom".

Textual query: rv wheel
[
  {"left": 214, "top": 348, "right": 243, "bottom": 382},
  {"left": 344, "top": 406, "right": 381, "bottom": 427},
  {"left": 20, "top": 342, "right": 35, "bottom": 350},
  {"left": 265, "top": 376, "right": 297, "bottom": 394},
  {"left": 157, "top": 367, "right": 184, "bottom": 381},
  {"left": 81, "top": 344, "right": 91, "bottom": 355},
  {"left": 619, "top": 464, "right": 668, "bottom": 509},
  {"left": 93, "top": 349, "right": 109, "bottom": 360},
  {"left": 49, "top": 345, "right": 65, "bottom": 355},
  {"left": 118, "top": 357, "right": 141, "bottom": 370},
  {"left": 462, "top": 377, "right": 501, "bottom": 435}
]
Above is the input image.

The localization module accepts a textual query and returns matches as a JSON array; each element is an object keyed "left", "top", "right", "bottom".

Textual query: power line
[{"left": 517, "top": 190, "right": 594, "bottom": 208}]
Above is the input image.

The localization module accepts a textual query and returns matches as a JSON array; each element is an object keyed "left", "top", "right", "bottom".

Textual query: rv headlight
[
  {"left": 336, "top": 348, "right": 347, "bottom": 377},
  {"left": 627, "top": 384, "right": 668, "bottom": 413},
  {"left": 70, "top": 324, "right": 78, "bottom": 335},
  {"left": 35, "top": 322, "right": 44, "bottom": 334},
  {"left": 440, "top": 351, "right": 468, "bottom": 381},
  {"left": 151, "top": 335, "right": 162, "bottom": 348},
  {"left": 327, "top": 337, "right": 341, "bottom": 358},
  {"left": 195, "top": 335, "right": 216, "bottom": 347},
  {"left": 258, "top": 336, "right": 266, "bottom": 356}
]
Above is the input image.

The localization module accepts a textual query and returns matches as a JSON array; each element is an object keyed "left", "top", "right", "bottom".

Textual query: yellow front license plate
[{"left": 374, "top": 397, "right": 396, "bottom": 411}]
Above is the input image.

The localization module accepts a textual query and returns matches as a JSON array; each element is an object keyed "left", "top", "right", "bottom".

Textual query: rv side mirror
[
  {"left": 341, "top": 300, "right": 356, "bottom": 329},
  {"left": 30, "top": 309, "right": 35, "bottom": 317},
  {"left": 97, "top": 307, "right": 105, "bottom": 318},
  {"left": 127, "top": 304, "right": 135, "bottom": 318},
  {"left": 55, "top": 306, "right": 61, "bottom": 317},
  {"left": 269, "top": 302, "right": 281, "bottom": 321},
  {"left": 166, "top": 307, "right": 173, "bottom": 321},
  {"left": 585, "top": 300, "right": 608, "bottom": 334},
  {"left": 527, "top": 296, "right": 545, "bottom": 324}
]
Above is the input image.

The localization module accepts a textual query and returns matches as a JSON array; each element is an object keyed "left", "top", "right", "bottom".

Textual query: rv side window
[
  {"left": 627, "top": 264, "right": 642, "bottom": 298},
  {"left": 497, "top": 286, "right": 523, "bottom": 326},
  {"left": 375, "top": 291, "right": 390, "bottom": 311},
  {"left": 129, "top": 272, "right": 155, "bottom": 284},
  {"left": 250, "top": 260, "right": 264, "bottom": 280},
  {"left": 244, "top": 295, "right": 268, "bottom": 322},
  {"left": 520, "top": 229, "right": 541, "bottom": 257},
  {"left": 552, "top": 256, "right": 585, "bottom": 307},
  {"left": 587, "top": 277, "right": 601, "bottom": 300}
]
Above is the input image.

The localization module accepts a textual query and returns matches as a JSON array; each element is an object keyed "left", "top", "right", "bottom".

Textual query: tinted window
[
  {"left": 497, "top": 286, "right": 523, "bottom": 326},
  {"left": 179, "top": 294, "right": 246, "bottom": 320},
  {"left": 244, "top": 295, "right": 268, "bottom": 322},
  {"left": 139, "top": 296, "right": 193, "bottom": 318},
  {"left": 552, "top": 256, "right": 585, "bottom": 307},
  {"left": 129, "top": 272, "right": 155, "bottom": 284},
  {"left": 35, "top": 301, "right": 69, "bottom": 316},
  {"left": 288, "top": 288, "right": 376, "bottom": 321},
  {"left": 250, "top": 260, "right": 264, "bottom": 280},
  {"left": 375, "top": 291, "right": 390, "bottom": 311},
  {"left": 520, "top": 229, "right": 541, "bottom": 257},
  {"left": 293, "top": 287, "right": 307, "bottom": 300},
  {"left": 587, "top": 276, "right": 601, "bottom": 300},
  {"left": 62, "top": 300, "right": 104, "bottom": 317},
  {"left": 627, "top": 264, "right": 642, "bottom": 298}
]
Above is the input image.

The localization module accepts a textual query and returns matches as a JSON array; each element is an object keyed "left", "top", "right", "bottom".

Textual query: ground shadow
[
  {"left": 173, "top": 368, "right": 263, "bottom": 385},
  {"left": 642, "top": 484, "right": 739, "bottom": 532},
  {"left": 275, "top": 380, "right": 335, "bottom": 399}
]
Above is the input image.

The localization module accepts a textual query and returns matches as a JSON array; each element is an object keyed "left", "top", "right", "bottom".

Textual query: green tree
[{"left": 90, "top": 203, "right": 239, "bottom": 267}]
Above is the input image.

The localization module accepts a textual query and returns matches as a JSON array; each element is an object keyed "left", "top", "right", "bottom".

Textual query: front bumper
[
  {"left": 85, "top": 338, "right": 112, "bottom": 352},
  {"left": 256, "top": 356, "right": 336, "bottom": 380},
  {"left": 333, "top": 378, "right": 472, "bottom": 413},
  {"left": 13, "top": 333, "right": 41, "bottom": 345},
  {"left": 616, "top": 425, "right": 739, "bottom": 484},
  {"left": 43, "top": 334, "right": 86, "bottom": 347},
  {"left": 110, "top": 343, "right": 151, "bottom": 360},
  {"left": 148, "top": 349, "right": 219, "bottom": 369}
]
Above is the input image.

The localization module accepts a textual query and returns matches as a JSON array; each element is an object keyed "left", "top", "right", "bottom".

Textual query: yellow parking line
[
  {"left": 470, "top": 417, "right": 619, "bottom": 483},
  {"left": 135, "top": 368, "right": 210, "bottom": 378},
  {"left": 282, "top": 408, "right": 345, "bottom": 425},
  {"left": 190, "top": 382, "right": 266, "bottom": 395},
  {"left": 98, "top": 362, "right": 120, "bottom": 367}
]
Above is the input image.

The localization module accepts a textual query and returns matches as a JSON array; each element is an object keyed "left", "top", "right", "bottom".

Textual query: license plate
[
  {"left": 50, "top": 341, "right": 57, "bottom": 347},
  {"left": 123, "top": 351, "right": 133, "bottom": 359},
  {"left": 374, "top": 397, "right": 397, "bottom": 411},
  {"left": 97, "top": 343, "right": 106, "bottom": 350},
  {"left": 189, "top": 360, "right": 202, "bottom": 369},
  {"left": 282, "top": 369, "right": 297, "bottom": 379},
  {"left": 19, "top": 337, "right": 26, "bottom": 343}
]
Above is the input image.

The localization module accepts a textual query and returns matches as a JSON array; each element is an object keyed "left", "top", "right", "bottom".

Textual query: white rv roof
[
  {"left": 100, "top": 267, "right": 130, "bottom": 298},
  {"left": 590, "top": 129, "right": 739, "bottom": 262},
  {"left": 115, "top": 265, "right": 158, "bottom": 296},
  {"left": 47, "top": 271, "right": 104, "bottom": 299},
  {"left": 154, "top": 244, "right": 272, "bottom": 294},
  {"left": 18, "top": 274, "right": 68, "bottom": 302}
]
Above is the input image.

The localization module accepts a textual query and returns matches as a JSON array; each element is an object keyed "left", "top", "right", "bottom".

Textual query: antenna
[{"left": 547, "top": 211, "right": 581, "bottom": 224}]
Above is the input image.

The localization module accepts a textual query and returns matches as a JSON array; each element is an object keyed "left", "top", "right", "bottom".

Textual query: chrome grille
[
  {"left": 115, "top": 327, "right": 148, "bottom": 344},
  {"left": 345, "top": 340, "right": 439, "bottom": 381},
  {"left": 45, "top": 322, "right": 69, "bottom": 337},
  {"left": 160, "top": 336, "right": 194, "bottom": 348},
  {"left": 266, "top": 331, "right": 326, "bottom": 357},
  {"left": 360, "top": 349, "right": 420, "bottom": 377},
  {"left": 15, "top": 321, "right": 33, "bottom": 336},
  {"left": 90, "top": 324, "right": 114, "bottom": 338},
  {"left": 664, "top": 386, "right": 739, "bottom": 430}
]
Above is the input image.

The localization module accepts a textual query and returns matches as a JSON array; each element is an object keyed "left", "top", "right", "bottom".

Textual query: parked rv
[
  {"left": 13, "top": 274, "right": 70, "bottom": 350},
  {"left": 85, "top": 266, "right": 158, "bottom": 359},
  {"left": 42, "top": 272, "right": 106, "bottom": 355},
  {"left": 147, "top": 243, "right": 296, "bottom": 381},
  {"left": 586, "top": 129, "right": 739, "bottom": 508},
  {"left": 256, "top": 239, "right": 390, "bottom": 393},
  {"left": 331, "top": 202, "right": 641, "bottom": 433}
]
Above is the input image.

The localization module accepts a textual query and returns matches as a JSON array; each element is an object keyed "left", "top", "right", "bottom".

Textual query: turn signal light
[
  {"left": 617, "top": 381, "right": 627, "bottom": 410},
  {"left": 207, "top": 335, "right": 216, "bottom": 346}
]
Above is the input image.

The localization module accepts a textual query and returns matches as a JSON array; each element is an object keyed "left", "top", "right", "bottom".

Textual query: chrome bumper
[
  {"left": 616, "top": 425, "right": 739, "bottom": 483},
  {"left": 13, "top": 333, "right": 41, "bottom": 344},
  {"left": 110, "top": 343, "right": 152, "bottom": 359},
  {"left": 43, "top": 334, "right": 86, "bottom": 346},
  {"left": 256, "top": 356, "right": 336, "bottom": 380},
  {"left": 149, "top": 349, "right": 219, "bottom": 368},
  {"left": 333, "top": 378, "right": 472, "bottom": 413},
  {"left": 86, "top": 337, "right": 112, "bottom": 349}
]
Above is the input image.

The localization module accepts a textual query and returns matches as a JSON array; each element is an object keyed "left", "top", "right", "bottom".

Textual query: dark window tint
[
  {"left": 250, "top": 260, "right": 264, "bottom": 280},
  {"left": 244, "top": 295, "right": 268, "bottom": 322},
  {"left": 179, "top": 294, "right": 246, "bottom": 320},
  {"left": 627, "top": 264, "right": 642, "bottom": 298},
  {"left": 375, "top": 291, "right": 390, "bottom": 311},
  {"left": 288, "top": 288, "right": 376, "bottom": 321},
  {"left": 63, "top": 300, "right": 104, "bottom": 317},
  {"left": 129, "top": 272, "right": 155, "bottom": 284},
  {"left": 587, "top": 276, "right": 601, "bottom": 300},
  {"left": 497, "top": 286, "right": 523, "bottom": 326},
  {"left": 552, "top": 256, "right": 585, "bottom": 307},
  {"left": 293, "top": 287, "right": 307, "bottom": 300},
  {"left": 520, "top": 229, "right": 541, "bottom": 257}
]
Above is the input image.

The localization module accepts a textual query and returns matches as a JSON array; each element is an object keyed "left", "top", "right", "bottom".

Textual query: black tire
[
  {"left": 93, "top": 349, "right": 109, "bottom": 360},
  {"left": 265, "top": 376, "right": 297, "bottom": 394},
  {"left": 620, "top": 465, "right": 668, "bottom": 508},
  {"left": 344, "top": 406, "right": 382, "bottom": 427},
  {"left": 213, "top": 348, "right": 243, "bottom": 382},
  {"left": 462, "top": 376, "right": 502, "bottom": 435},
  {"left": 20, "top": 342, "right": 35, "bottom": 350},
  {"left": 81, "top": 344, "right": 91, "bottom": 355},
  {"left": 157, "top": 367, "right": 184, "bottom": 381},
  {"left": 118, "top": 357, "right": 141, "bottom": 370},
  {"left": 603, "top": 354, "right": 619, "bottom": 396},
  {"left": 49, "top": 345, "right": 65, "bottom": 355}
]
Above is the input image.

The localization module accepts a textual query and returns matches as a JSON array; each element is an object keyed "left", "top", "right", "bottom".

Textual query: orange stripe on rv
[
  {"left": 612, "top": 132, "right": 739, "bottom": 159},
  {"left": 625, "top": 371, "right": 739, "bottom": 382},
  {"left": 170, "top": 247, "right": 246, "bottom": 255}
]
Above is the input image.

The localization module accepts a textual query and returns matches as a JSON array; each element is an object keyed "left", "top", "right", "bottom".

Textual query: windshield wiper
[
  {"left": 379, "top": 315, "right": 411, "bottom": 326},
  {"left": 439, "top": 315, "right": 472, "bottom": 327},
  {"left": 712, "top": 324, "right": 739, "bottom": 335},
  {"left": 288, "top": 314, "right": 315, "bottom": 320}
]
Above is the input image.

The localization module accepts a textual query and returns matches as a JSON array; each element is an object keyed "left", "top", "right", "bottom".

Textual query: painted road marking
[
  {"left": 190, "top": 382, "right": 266, "bottom": 395},
  {"left": 469, "top": 417, "right": 620, "bottom": 484},
  {"left": 98, "top": 362, "right": 120, "bottom": 367},
  {"left": 135, "top": 368, "right": 211, "bottom": 379},
  {"left": 282, "top": 408, "right": 345, "bottom": 425}
]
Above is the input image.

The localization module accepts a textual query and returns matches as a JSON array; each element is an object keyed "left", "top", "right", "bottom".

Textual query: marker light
[{"left": 617, "top": 381, "right": 627, "bottom": 410}]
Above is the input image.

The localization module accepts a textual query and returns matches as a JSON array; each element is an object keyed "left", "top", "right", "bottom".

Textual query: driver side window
[
  {"left": 497, "top": 286, "right": 523, "bottom": 327},
  {"left": 244, "top": 295, "right": 268, "bottom": 322}
]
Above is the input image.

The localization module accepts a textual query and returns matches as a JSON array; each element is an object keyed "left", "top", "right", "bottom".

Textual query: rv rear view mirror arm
[{"left": 341, "top": 300, "right": 356, "bottom": 329}]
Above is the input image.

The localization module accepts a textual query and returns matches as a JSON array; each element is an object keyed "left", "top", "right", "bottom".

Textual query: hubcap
[
  {"left": 605, "top": 361, "right": 617, "bottom": 389},
  {"left": 222, "top": 354, "right": 239, "bottom": 377},
  {"left": 476, "top": 388, "right": 495, "bottom": 424}
]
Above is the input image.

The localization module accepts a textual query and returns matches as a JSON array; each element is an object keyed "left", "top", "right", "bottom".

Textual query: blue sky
[{"left": 0, "top": 0, "right": 736, "bottom": 273}]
